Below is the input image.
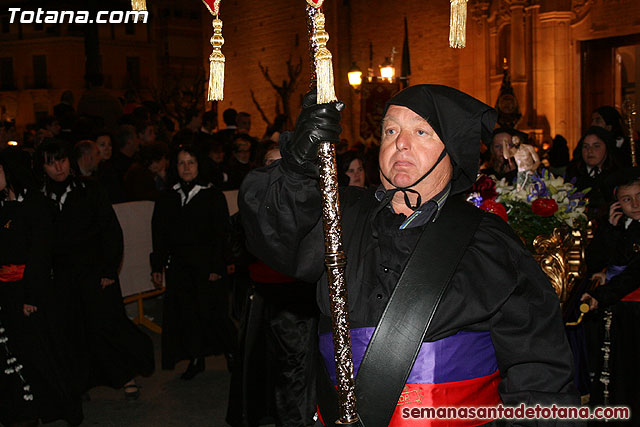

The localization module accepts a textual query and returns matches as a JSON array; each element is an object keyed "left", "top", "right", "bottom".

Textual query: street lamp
[
  {"left": 379, "top": 57, "right": 395, "bottom": 83},
  {"left": 348, "top": 62, "right": 363, "bottom": 90}
]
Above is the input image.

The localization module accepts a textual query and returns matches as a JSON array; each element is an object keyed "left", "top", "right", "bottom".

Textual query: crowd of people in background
[{"left": 1, "top": 81, "right": 639, "bottom": 427}]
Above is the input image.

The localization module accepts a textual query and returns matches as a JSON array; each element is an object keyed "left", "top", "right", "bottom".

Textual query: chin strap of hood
[{"left": 379, "top": 148, "right": 448, "bottom": 211}]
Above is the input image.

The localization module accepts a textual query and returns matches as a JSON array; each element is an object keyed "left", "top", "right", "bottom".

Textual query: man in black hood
[{"left": 239, "top": 85, "right": 578, "bottom": 426}]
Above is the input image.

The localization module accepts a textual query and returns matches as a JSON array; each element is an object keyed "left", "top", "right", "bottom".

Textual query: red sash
[
  {"left": 621, "top": 287, "right": 640, "bottom": 302},
  {"left": 0, "top": 264, "right": 26, "bottom": 282},
  {"left": 318, "top": 371, "right": 501, "bottom": 426}
]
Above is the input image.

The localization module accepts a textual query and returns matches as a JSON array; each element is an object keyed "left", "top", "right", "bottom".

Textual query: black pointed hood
[{"left": 385, "top": 84, "right": 497, "bottom": 195}]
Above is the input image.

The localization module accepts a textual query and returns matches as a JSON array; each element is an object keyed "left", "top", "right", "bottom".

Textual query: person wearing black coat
[
  {"left": 151, "top": 144, "right": 237, "bottom": 379},
  {"left": 34, "top": 139, "right": 154, "bottom": 400},
  {"left": 0, "top": 147, "right": 83, "bottom": 426},
  {"left": 239, "top": 86, "right": 578, "bottom": 426},
  {"left": 581, "top": 168, "right": 640, "bottom": 422},
  {"left": 565, "top": 126, "right": 620, "bottom": 223}
]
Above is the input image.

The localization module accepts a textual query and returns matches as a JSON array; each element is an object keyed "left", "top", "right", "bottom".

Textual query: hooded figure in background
[{"left": 239, "top": 85, "right": 578, "bottom": 427}]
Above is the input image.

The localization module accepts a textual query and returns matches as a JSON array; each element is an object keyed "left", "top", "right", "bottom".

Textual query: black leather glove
[{"left": 281, "top": 91, "right": 344, "bottom": 177}]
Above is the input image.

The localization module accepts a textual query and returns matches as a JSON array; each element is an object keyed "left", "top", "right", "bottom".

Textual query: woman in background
[
  {"left": 151, "top": 144, "right": 236, "bottom": 379},
  {"left": 0, "top": 147, "right": 82, "bottom": 426},
  {"left": 35, "top": 139, "right": 154, "bottom": 400},
  {"left": 480, "top": 128, "right": 518, "bottom": 182},
  {"left": 337, "top": 151, "right": 367, "bottom": 188},
  {"left": 566, "top": 126, "right": 620, "bottom": 222}
]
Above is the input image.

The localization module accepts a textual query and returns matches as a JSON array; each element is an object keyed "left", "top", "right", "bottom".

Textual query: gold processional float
[{"left": 133, "top": 0, "right": 637, "bottom": 413}]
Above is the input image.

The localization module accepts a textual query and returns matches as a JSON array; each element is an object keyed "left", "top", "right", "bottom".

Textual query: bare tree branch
[
  {"left": 250, "top": 88, "right": 271, "bottom": 127},
  {"left": 252, "top": 56, "right": 303, "bottom": 131}
]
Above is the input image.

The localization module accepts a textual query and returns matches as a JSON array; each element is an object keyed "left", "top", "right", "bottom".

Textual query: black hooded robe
[{"left": 239, "top": 85, "right": 578, "bottom": 426}]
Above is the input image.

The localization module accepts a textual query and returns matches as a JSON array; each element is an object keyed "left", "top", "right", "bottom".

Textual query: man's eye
[
  {"left": 417, "top": 130, "right": 427, "bottom": 136},
  {"left": 385, "top": 129, "right": 396, "bottom": 135}
]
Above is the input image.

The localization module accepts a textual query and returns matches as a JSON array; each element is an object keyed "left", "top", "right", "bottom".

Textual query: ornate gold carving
[
  {"left": 533, "top": 227, "right": 587, "bottom": 304},
  {"left": 470, "top": 0, "right": 490, "bottom": 24},
  {"left": 571, "top": 0, "right": 594, "bottom": 23}
]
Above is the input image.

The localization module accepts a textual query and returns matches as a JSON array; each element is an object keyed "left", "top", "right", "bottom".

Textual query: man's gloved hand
[{"left": 281, "top": 91, "right": 344, "bottom": 177}]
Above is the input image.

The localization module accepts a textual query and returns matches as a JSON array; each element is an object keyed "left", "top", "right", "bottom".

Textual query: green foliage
[{"left": 506, "top": 201, "right": 565, "bottom": 248}]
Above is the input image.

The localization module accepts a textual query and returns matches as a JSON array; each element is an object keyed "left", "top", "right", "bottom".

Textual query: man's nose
[
  {"left": 55, "top": 161, "right": 63, "bottom": 172},
  {"left": 395, "top": 130, "right": 410, "bottom": 151},
  {"left": 632, "top": 198, "right": 639, "bottom": 208}
]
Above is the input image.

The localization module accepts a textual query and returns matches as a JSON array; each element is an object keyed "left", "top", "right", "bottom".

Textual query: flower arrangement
[{"left": 467, "top": 171, "right": 589, "bottom": 246}]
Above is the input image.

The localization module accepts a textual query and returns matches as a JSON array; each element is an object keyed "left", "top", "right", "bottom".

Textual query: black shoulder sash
[{"left": 317, "top": 197, "right": 484, "bottom": 426}]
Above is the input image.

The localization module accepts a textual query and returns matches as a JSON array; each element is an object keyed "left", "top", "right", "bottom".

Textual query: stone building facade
[{"left": 217, "top": 0, "right": 640, "bottom": 150}]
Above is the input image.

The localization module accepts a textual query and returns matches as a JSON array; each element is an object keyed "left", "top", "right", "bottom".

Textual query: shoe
[
  {"left": 124, "top": 383, "right": 140, "bottom": 401},
  {"left": 180, "top": 358, "right": 204, "bottom": 380}
]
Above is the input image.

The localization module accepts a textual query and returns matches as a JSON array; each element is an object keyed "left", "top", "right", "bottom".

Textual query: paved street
[{"left": 49, "top": 297, "right": 237, "bottom": 427}]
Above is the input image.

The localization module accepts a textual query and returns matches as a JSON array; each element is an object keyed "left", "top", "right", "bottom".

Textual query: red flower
[
  {"left": 531, "top": 198, "right": 558, "bottom": 217},
  {"left": 471, "top": 175, "right": 498, "bottom": 201},
  {"left": 480, "top": 200, "right": 508, "bottom": 222}
]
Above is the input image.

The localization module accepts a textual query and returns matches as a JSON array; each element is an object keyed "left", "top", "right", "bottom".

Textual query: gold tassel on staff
[
  {"left": 131, "top": 0, "right": 147, "bottom": 11},
  {"left": 202, "top": 0, "right": 225, "bottom": 101},
  {"left": 312, "top": 12, "right": 337, "bottom": 104},
  {"left": 449, "top": 0, "right": 468, "bottom": 48},
  {"left": 306, "top": 2, "right": 360, "bottom": 425}
]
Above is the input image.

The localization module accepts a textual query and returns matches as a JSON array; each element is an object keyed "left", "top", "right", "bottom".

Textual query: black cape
[{"left": 239, "top": 162, "right": 579, "bottom": 410}]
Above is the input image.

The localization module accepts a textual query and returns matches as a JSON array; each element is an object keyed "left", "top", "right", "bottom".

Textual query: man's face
[
  {"left": 140, "top": 125, "right": 156, "bottom": 144},
  {"left": 47, "top": 120, "right": 61, "bottom": 136},
  {"left": 264, "top": 148, "right": 281, "bottom": 166},
  {"left": 237, "top": 115, "right": 251, "bottom": 133},
  {"left": 379, "top": 105, "right": 452, "bottom": 199},
  {"left": 149, "top": 157, "right": 167, "bottom": 176},
  {"left": 209, "top": 150, "right": 224, "bottom": 164},
  {"left": 234, "top": 141, "right": 251, "bottom": 164},
  {"left": 617, "top": 182, "right": 640, "bottom": 221},
  {"left": 43, "top": 157, "right": 70, "bottom": 182}
]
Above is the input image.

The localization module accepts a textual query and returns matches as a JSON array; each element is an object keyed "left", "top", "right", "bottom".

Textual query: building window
[
  {"left": 498, "top": 25, "right": 511, "bottom": 75},
  {"left": 1, "top": 57, "right": 15, "bottom": 90},
  {"left": 126, "top": 56, "right": 140, "bottom": 88},
  {"left": 33, "top": 55, "right": 47, "bottom": 89}
]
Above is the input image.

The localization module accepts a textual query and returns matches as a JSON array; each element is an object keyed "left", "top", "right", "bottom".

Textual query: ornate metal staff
[
  {"left": 305, "top": 1, "right": 360, "bottom": 425},
  {"left": 622, "top": 96, "right": 637, "bottom": 167}
]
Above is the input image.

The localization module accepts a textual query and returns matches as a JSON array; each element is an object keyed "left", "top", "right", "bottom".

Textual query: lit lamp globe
[
  {"left": 348, "top": 63, "right": 363, "bottom": 90},
  {"left": 380, "top": 57, "right": 395, "bottom": 83}
]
